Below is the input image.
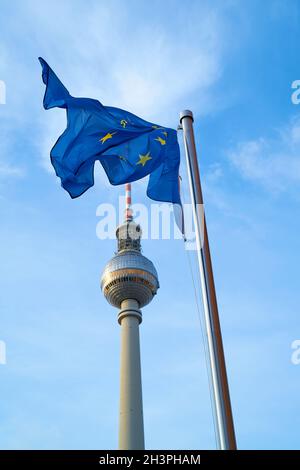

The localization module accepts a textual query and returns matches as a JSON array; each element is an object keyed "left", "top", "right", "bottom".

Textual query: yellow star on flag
[
  {"left": 99, "top": 131, "right": 117, "bottom": 144},
  {"left": 137, "top": 152, "right": 152, "bottom": 167},
  {"left": 155, "top": 136, "right": 166, "bottom": 145}
]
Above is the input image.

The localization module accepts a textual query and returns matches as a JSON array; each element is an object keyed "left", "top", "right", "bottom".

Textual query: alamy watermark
[
  {"left": 291, "top": 340, "right": 300, "bottom": 365},
  {"left": 0, "top": 340, "right": 6, "bottom": 365},
  {"left": 96, "top": 197, "right": 204, "bottom": 251},
  {"left": 0, "top": 80, "right": 6, "bottom": 104},
  {"left": 291, "top": 80, "right": 300, "bottom": 105}
]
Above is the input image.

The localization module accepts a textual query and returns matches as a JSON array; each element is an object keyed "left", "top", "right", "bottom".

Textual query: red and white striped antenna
[{"left": 124, "top": 183, "right": 133, "bottom": 222}]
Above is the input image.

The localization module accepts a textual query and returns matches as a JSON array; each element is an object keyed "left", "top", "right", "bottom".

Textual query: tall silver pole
[{"left": 180, "top": 110, "right": 237, "bottom": 450}]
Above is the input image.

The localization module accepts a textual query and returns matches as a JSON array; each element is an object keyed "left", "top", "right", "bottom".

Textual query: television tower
[{"left": 101, "top": 183, "right": 159, "bottom": 450}]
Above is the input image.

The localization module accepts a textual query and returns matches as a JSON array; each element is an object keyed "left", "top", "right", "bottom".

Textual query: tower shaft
[{"left": 118, "top": 299, "right": 144, "bottom": 450}]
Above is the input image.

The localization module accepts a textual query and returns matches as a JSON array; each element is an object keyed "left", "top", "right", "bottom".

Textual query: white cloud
[
  {"left": 10, "top": 0, "right": 228, "bottom": 177},
  {"left": 38, "top": 110, "right": 66, "bottom": 174},
  {"left": 228, "top": 117, "right": 300, "bottom": 192},
  {"left": 27, "top": 1, "right": 224, "bottom": 121},
  {"left": 0, "top": 0, "right": 227, "bottom": 196},
  {"left": 0, "top": 164, "right": 24, "bottom": 178},
  {"left": 0, "top": 125, "right": 26, "bottom": 182}
]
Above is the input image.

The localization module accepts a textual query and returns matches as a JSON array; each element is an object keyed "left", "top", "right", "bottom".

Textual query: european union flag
[{"left": 39, "top": 58, "right": 182, "bottom": 216}]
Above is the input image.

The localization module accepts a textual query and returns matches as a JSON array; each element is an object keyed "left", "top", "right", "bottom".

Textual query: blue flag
[{"left": 39, "top": 58, "right": 182, "bottom": 228}]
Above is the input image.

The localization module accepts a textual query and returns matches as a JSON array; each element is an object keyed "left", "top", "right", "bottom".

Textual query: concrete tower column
[
  {"left": 118, "top": 299, "right": 144, "bottom": 450},
  {"left": 101, "top": 184, "right": 159, "bottom": 450}
]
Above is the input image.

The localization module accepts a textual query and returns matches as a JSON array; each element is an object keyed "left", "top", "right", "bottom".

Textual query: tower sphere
[{"left": 101, "top": 221, "right": 159, "bottom": 308}]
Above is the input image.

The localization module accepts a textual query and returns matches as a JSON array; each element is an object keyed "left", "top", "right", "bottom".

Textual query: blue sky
[{"left": 0, "top": 0, "right": 300, "bottom": 450}]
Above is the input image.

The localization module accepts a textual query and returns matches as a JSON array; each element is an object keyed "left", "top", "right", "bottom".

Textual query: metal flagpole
[{"left": 179, "top": 110, "right": 237, "bottom": 450}]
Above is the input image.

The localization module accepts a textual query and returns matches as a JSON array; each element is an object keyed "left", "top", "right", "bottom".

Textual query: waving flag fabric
[{"left": 39, "top": 58, "right": 182, "bottom": 228}]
